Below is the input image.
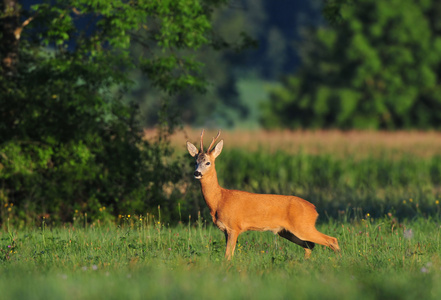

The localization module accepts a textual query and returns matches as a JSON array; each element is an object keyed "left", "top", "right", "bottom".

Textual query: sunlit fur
[{"left": 187, "top": 132, "right": 340, "bottom": 260}]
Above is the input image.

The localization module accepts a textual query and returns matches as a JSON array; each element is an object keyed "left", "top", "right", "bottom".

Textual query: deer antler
[
  {"left": 200, "top": 129, "right": 205, "bottom": 153},
  {"left": 207, "top": 130, "right": 221, "bottom": 153}
]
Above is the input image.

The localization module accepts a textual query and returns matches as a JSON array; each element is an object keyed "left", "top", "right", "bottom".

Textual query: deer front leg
[{"left": 225, "top": 231, "right": 239, "bottom": 260}]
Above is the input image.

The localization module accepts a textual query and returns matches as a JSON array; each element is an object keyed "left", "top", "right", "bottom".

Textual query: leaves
[
  {"left": 0, "top": 0, "right": 229, "bottom": 223},
  {"left": 262, "top": 0, "right": 441, "bottom": 129}
]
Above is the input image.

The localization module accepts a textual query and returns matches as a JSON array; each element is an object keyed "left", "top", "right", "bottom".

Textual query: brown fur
[{"left": 187, "top": 132, "right": 340, "bottom": 260}]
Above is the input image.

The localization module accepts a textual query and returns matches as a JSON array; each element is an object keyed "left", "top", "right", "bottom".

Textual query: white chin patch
[{"left": 194, "top": 175, "right": 202, "bottom": 179}]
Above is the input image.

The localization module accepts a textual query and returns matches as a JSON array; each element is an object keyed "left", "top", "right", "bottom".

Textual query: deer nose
[{"left": 194, "top": 171, "right": 202, "bottom": 178}]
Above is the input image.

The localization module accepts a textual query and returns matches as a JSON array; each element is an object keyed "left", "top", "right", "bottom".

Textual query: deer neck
[{"left": 199, "top": 168, "right": 222, "bottom": 214}]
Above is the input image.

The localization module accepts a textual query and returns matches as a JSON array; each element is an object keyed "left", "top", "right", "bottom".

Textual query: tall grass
[
  {"left": 162, "top": 129, "right": 441, "bottom": 158},
  {"left": 180, "top": 148, "right": 441, "bottom": 221},
  {"left": 168, "top": 130, "right": 441, "bottom": 222},
  {"left": 1, "top": 216, "right": 440, "bottom": 299}
]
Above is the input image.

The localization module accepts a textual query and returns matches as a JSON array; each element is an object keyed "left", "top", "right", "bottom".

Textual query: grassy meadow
[
  {"left": 2, "top": 129, "right": 441, "bottom": 299},
  {"left": 1, "top": 216, "right": 440, "bottom": 299}
]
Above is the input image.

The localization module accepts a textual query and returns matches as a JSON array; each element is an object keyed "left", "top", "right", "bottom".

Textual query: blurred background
[
  {"left": 2, "top": 0, "right": 441, "bottom": 225},
  {"left": 132, "top": 0, "right": 324, "bottom": 129},
  {"left": 133, "top": 0, "right": 441, "bottom": 130}
]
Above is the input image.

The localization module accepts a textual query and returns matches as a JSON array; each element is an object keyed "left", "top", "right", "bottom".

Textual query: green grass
[{"left": 1, "top": 215, "right": 441, "bottom": 299}]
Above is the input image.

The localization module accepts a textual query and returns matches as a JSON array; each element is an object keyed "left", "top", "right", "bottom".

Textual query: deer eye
[{"left": 205, "top": 162, "right": 211, "bottom": 166}]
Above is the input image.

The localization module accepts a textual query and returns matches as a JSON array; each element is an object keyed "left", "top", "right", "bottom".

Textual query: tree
[
  {"left": 0, "top": 0, "right": 233, "bottom": 224},
  {"left": 261, "top": 0, "right": 441, "bottom": 129},
  {"left": 128, "top": 0, "right": 262, "bottom": 129}
]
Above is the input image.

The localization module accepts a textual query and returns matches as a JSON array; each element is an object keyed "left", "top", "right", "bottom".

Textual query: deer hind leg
[
  {"left": 289, "top": 226, "right": 340, "bottom": 253},
  {"left": 225, "top": 230, "right": 239, "bottom": 260},
  {"left": 288, "top": 209, "right": 340, "bottom": 253},
  {"left": 278, "top": 229, "right": 315, "bottom": 259}
]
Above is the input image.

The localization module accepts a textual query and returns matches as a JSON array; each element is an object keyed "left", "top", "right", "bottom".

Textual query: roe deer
[{"left": 187, "top": 130, "right": 340, "bottom": 260}]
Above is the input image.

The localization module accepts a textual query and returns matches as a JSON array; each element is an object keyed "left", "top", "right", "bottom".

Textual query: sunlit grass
[
  {"left": 156, "top": 128, "right": 441, "bottom": 158},
  {"left": 1, "top": 214, "right": 441, "bottom": 299}
]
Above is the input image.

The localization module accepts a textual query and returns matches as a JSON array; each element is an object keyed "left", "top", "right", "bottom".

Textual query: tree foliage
[
  {"left": 261, "top": 0, "right": 441, "bottom": 129},
  {"left": 0, "top": 0, "right": 230, "bottom": 224},
  {"left": 131, "top": 0, "right": 325, "bottom": 129},
  {"left": 130, "top": 0, "right": 262, "bottom": 128}
]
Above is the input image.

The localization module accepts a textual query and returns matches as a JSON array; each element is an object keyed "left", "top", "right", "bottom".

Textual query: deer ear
[
  {"left": 211, "top": 140, "right": 223, "bottom": 158},
  {"left": 187, "top": 142, "right": 199, "bottom": 157}
]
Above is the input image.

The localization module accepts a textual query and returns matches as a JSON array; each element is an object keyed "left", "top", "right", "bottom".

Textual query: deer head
[{"left": 187, "top": 130, "right": 223, "bottom": 179}]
